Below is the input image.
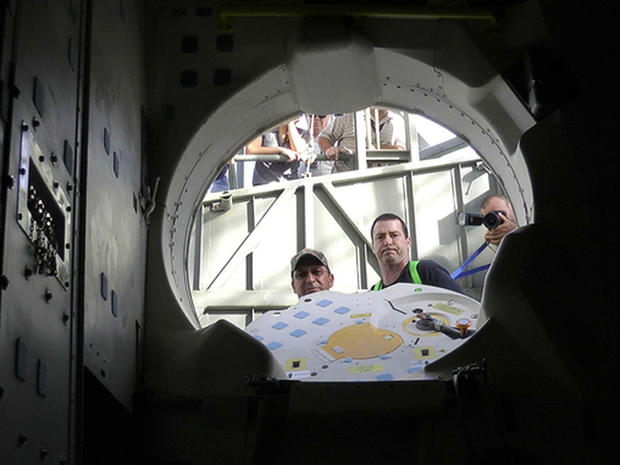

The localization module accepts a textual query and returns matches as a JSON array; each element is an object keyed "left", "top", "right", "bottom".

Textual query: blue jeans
[{"left": 210, "top": 167, "right": 229, "bottom": 193}]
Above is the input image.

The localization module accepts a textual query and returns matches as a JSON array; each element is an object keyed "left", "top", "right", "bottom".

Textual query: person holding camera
[{"left": 480, "top": 194, "right": 517, "bottom": 246}]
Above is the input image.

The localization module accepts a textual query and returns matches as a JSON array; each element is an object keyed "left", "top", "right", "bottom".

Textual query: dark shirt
[
  {"left": 252, "top": 129, "right": 301, "bottom": 186},
  {"left": 378, "top": 260, "right": 464, "bottom": 294}
]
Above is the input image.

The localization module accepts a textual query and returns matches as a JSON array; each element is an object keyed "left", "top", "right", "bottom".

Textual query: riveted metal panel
[
  {"left": 0, "top": 1, "right": 81, "bottom": 464},
  {"left": 82, "top": 0, "right": 146, "bottom": 410}
]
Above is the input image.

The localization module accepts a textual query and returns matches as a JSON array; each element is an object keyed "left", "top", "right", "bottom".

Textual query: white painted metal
[{"left": 245, "top": 283, "right": 480, "bottom": 381}]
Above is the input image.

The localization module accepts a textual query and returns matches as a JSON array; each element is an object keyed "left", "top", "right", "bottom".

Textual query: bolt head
[{"left": 17, "top": 432, "right": 27, "bottom": 446}]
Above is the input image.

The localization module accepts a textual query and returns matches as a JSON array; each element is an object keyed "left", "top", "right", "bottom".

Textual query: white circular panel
[{"left": 245, "top": 283, "right": 480, "bottom": 381}]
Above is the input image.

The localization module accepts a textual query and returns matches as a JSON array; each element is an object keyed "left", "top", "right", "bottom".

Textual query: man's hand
[
  {"left": 324, "top": 146, "right": 341, "bottom": 160},
  {"left": 279, "top": 147, "right": 299, "bottom": 162},
  {"left": 484, "top": 212, "right": 516, "bottom": 245}
]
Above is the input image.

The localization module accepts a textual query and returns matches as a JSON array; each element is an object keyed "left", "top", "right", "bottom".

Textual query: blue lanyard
[{"left": 450, "top": 242, "right": 490, "bottom": 280}]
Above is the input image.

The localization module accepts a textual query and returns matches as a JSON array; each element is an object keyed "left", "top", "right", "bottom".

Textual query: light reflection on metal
[{"left": 218, "top": 5, "right": 496, "bottom": 22}]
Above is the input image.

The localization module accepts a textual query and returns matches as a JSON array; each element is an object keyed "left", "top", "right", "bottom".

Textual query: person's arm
[
  {"left": 318, "top": 134, "right": 352, "bottom": 161},
  {"left": 378, "top": 143, "right": 405, "bottom": 149},
  {"left": 318, "top": 136, "right": 333, "bottom": 152},
  {"left": 318, "top": 118, "right": 350, "bottom": 161},
  {"left": 484, "top": 212, "right": 517, "bottom": 245},
  {"left": 287, "top": 121, "right": 314, "bottom": 163},
  {"left": 318, "top": 136, "right": 342, "bottom": 160},
  {"left": 245, "top": 135, "right": 299, "bottom": 162},
  {"left": 286, "top": 121, "right": 308, "bottom": 154}
]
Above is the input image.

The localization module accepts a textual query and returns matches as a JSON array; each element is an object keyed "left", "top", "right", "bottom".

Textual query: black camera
[{"left": 458, "top": 210, "right": 506, "bottom": 230}]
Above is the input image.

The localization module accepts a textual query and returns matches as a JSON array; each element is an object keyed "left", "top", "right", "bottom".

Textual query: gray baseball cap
[{"left": 290, "top": 248, "right": 330, "bottom": 274}]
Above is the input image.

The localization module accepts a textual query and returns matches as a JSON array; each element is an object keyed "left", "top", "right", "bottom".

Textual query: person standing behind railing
[
  {"left": 299, "top": 114, "right": 333, "bottom": 177},
  {"left": 317, "top": 113, "right": 356, "bottom": 172},
  {"left": 247, "top": 119, "right": 310, "bottom": 186},
  {"left": 318, "top": 108, "right": 403, "bottom": 172}
]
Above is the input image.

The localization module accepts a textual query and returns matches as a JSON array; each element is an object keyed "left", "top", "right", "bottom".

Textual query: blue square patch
[
  {"left": 294, "top": 311, "right": 310, "bottom": 319},
  {"left": 407, "top": 363, "right": 424, "bottom": 374},
  {"left": 272, "top": 322, "right": 288, "bottom": 330},
  {"left": 253, "top": 335, "right": 264, "bottom": 341},
  {"left": 312, "top": 317, "right": 329, "bottom": 326},
  {"left": 290, "top": 329, "right": 307, "bottom": 338},
  {"left": 334, "top": 306, "right": 350, "bottom": 315},
  {"left": 316, "top": 299, "right": 333, "bottom": 307},
  {"left": 377, "top": 373, "right": 394, "bottom": 381},
  {"left": 267, "top": 341, "right": 282, "bottom": 350}
]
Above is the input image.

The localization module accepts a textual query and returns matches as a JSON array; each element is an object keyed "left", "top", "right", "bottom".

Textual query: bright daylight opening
[{"left": 188, "top": 107, "right": 506, "bottom": 329}]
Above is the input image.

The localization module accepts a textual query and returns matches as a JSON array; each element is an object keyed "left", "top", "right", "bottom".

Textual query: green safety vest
[{"left": 371, "top": 260, "right": 421, "bottom": 291}]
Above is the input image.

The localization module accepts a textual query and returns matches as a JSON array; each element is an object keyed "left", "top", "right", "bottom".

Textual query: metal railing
[{"left": 225, "top": 109, "right": 469, "bottom": 190}]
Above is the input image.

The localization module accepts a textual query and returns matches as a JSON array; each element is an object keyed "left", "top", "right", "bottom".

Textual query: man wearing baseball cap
[{"left": 290, "top": 248, "right": 334, "bottom": 298}]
